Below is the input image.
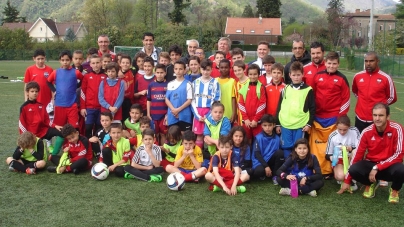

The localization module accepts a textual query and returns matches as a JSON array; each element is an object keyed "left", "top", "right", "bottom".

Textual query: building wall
[
  {"left": 226, "top": 34, "right": 279, "bottom": 45},
  {"left": 29, "top": 20, "right": 55, "bottom": 42}
]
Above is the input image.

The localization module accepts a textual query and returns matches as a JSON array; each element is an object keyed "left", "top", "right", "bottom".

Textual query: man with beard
[
  {"left": 303, "top": 42, "right": 326, "bottom": 87},
  {"left": 284, "top": 39, "right": 311, "bottom": 84},
  {"left": 352, "top": 51, "right": 397, "bottom": 133},
  {"left": 137, "top": 32, "right": 161, "bottom": 65}
]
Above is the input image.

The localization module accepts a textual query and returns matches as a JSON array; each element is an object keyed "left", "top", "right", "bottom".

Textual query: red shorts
[
  {"left": 160, "top": 159, "right": 173, "bottom": 171},
  {"left": 54, "top": 103, "right": 79, "bottom": 127},
  {"left": 242, "top": 123, "right": 262, "bottom": 139},
  {"left": 154, "top": 119, "right": 168, "bottom": 134}
]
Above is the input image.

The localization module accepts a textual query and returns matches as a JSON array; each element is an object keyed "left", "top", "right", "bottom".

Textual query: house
[
  {"left": 345, "top": 9, "right": 396, "bottom": 39},
  {"left": 225, "top": 17, "right": 282, "bottom": 45},
  {"left": 2, "top": 17, "right": 87, "bottom": 42}
]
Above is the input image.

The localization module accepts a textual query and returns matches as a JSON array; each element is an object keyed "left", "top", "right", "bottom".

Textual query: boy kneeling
[
  {"left": 205, "top": 135, "right": 250, "bottom": 195},
  {"left": 165, "top": 130, "right": 207, "bottom": 182}
]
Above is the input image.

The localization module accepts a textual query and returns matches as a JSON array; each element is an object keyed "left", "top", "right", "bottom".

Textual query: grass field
[{"left": 1, "top": 61, "right": 404, "bottom": 226}]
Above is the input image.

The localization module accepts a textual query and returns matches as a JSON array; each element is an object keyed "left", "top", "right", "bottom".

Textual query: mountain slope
[{"left": 303, "top": 0, "right": 397, "bottom": 13}]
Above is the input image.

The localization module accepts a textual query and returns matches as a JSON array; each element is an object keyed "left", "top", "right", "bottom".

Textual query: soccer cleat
[
  {"left": 48, "top": 145, "right": 54, "bottom": 155},
  {"left": 25, "top": 168, "right": 36, "bottom": 175},
  {"left": 379, "top": 180, "right": 388, "bottom": 187},
  {"left": 193, "top": 178, "right": 200, "bottom": 183},
  {"left": 8, "top": 165, "right": 15, "bottom": 172},
  {"left": 47, "top": 166, "right": 57, "bottom": 173},
  {"left": 212, "top": 185, "right": 222, "bottom": 192},
  {"left": 272, "top": 176, "right": 279, "bottom": 185},
  {"left": 124, "top": 173, "right": 135, "bottom": 179},
  {"left": 350, "top": 182, "right": 358, "bottom": 192},
  {"left": 388, "top": 188, "right": 399, "bottom": 203},
  {"left": 149, "top": 174, "right": 162, "bottom": 182},
  {"left": 236, "top": 185, "right": 246, "bottom": 193},
  {"left": 279, "top": 188, "right": 291, "bottom": 196},
  {"left": 363, "top": 181, "right": 379, "bottom": 198},
  {"left": 308, "top": 190, "right": 317, "bottom": 197}
]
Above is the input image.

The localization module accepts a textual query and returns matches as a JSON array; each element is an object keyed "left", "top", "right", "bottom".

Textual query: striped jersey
[
  {"left": 191, "top": 77, "right": 221, "bottom": 119},
  {"left": 325, "top": 127, "right": 360, "bottom": 158},
  {"left": 132, "top": 144, "right": 162, "bottom": 166},
  {"left": 147, "top": 80, "right": 168, "bottom": 120}
]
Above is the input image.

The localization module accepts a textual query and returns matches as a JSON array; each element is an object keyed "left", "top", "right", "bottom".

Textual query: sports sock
[
  {"left": 52, "top": 136, "right": 64, "bottom": 155},
  {"left": 180, "top": 172, "right": 193, "bottom": 181},
  {"left": 237, "top": 179, "right": 243, "bottom": 185},
  {"left": 9, "top": 160, "right": 26, "bottom": 172},
  {"left": 26, "top": 162, "right": 36, "bottom": 169},
  {"left": 212, "top": 179, "right": 222, "bottom": 188},
  {"left": 192, "top": 173, "right": 196, "bottom": 180}
]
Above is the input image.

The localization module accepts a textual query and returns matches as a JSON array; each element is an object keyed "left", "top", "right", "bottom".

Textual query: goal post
[{"left": 113, "top": 46, "right": 144, "bottom": 58}]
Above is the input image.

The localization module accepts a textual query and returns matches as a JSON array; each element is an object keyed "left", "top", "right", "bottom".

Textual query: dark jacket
[{"left": 284, "top": 50, "right": 311, "bottom": 84}]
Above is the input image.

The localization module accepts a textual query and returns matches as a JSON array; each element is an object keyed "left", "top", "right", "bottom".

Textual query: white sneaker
[
  {"left": 350, "top": 182, "right": 358, "bottom": 192},
  {"left": 279, "top": 188, "right": 291, "bottom": 196},
  {"left": 308, "top": 190, "right": 317, "bottom": 197},
  {"left": 379, "top": 180, "right": 388, "bottom": 187}
]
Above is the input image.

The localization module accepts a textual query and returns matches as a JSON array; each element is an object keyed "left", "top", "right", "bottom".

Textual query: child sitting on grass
[
  {"left": 165, "top": 130, "right": 207, "bottom": 183},
  {"left": 277, "top": 138, "right": 324, "bottom": 197},
  {"left": 205, "top": 135, "right": 250, "bottom": 195},
  {"left": 90, "top": 111, "right": 113, "bottom": 159},
  {"left": 7, "top": 132, "right": 46, "bottom": 175},
  {"left": 124, "top": 129, "right": 164, "bottom": 182},
  {"left": 160, "top": 125, "right": 182, "bottom": 170},
  {"left": 47, "top": 124, "right": 92, "bottom": 175}
]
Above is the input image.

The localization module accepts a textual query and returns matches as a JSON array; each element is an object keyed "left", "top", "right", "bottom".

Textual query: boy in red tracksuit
[
  {"left": 47, "top": 124, "right": 93, "bottom": 174},
  {"left": 265, "top": 63, "right": 286, "bottom": 116},
  {"left": 119, "top": 54, "right": 136, "bottom": 123},
  {"left": 80, "top": 54, "right": 107, "bottom": 138},
  {"left": 134, "top": 56, "right": 155, "bottom": 115},
  {"left": 238, "top": 64, "right": 266, "bottom": 141}
]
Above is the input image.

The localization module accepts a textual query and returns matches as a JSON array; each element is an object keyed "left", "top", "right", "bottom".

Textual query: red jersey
[
  {"left": 352, "top": 69, "right": 397, "bottom": 122},
  {"left": 19, "top": 100, "right": 52, "bottom": 138},
  {"left": 345, "top": 121, "right": 404, "bottom": 184},
  {"left": 238, "top": 82, "right": 266, "bottom": 122},
  {"left": 80, "top": 71, "right": 106, "bottom": 109},
  {"left": 134, "top": 75, "right": 155, "bottom": 110},
  {"left": 265, "top": 81, "right": 286, "bottom": 116},
  {"left": 24, "top": 65, "right": 53, "bottom": 105},
  {"left": 208, "top": 52, "right": 232, "bottom": 61},
  {"left": 313, "top": 70, "right": 350, "bottom": 119},
  {"left": 121, "top": 70, "right": 135, "bottom": 102},
  {"left": 211, "top": 65, "right": 221, "bottom": 78},
  {"left": 303, "top": 61, "right": 326, "bottom": 87},
  {"left": 63, "top": 135, "right": 93, "bottom": 163},
  {"left": 98, "top": 50, "right": 116, "bottom": 62}
]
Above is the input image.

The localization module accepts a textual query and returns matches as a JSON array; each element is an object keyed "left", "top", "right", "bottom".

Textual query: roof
[
  {"left": 225, "top": 17, "right": 282, "bottom": 36},
  {"left": 377, "top": 14, "right": 396, "bottom": 21},
  {"left": 2, "top": 22, "right": 33, "bottom": 32},
  {"left": 41, "top": 18, "right": 58, "bottom": 35},
  {"left": 57, "top": 22, "right": 84, "bottom": 36},
  {"left": 345, "top": 11, "right": 395, "bottom": 21}
]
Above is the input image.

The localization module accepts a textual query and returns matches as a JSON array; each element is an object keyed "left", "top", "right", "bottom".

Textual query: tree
[
  {"left": 288, "top": 17, "right": 296, "bottom": 25},
  {"left": 2, "top": 0, "right": 25, "bottom": 25},
  {"left": 374, "top": 31, "right": 395, "bottom": 56},
  {"left": 81, "top": 0, "right": 111, "bottom": 31},
  {"left": 64, "top": 27, "right": 76, "bottom": 42},
  {"left": 211, "top": 7, "right": 231, "bottom": 37},
  {"left": 168, "top": 0, "right": 191, "bottom": 25},
  {"left": 395, "top": 0, "right": 404, "bottom": 19},
  {"left": 111, "top": 0, "right": 134, "bottom": 30},
  {"left": 256, "top": 0, "right": 281, "bottom": 18},
  {"left": 242, "top": 5, "right": 254, "bottom": 18},
  {"left": 326, "top": 0, "right": 344, "bottom": 47}
]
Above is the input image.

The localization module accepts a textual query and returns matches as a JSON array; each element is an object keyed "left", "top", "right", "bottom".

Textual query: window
[
  {"left": 380, "top": 25, "right": 383, "bottom": 31},
  {"left": 236, "top": 29, "right": 241, "bottom": 33},
  {"left": 264, "top": 30, "right": 271, "bottom": 34},
  {"left": 389, "top": 25, "right": 392, "bottom": 30},
  {"left": 358, "top": 31, "right": 361, "bottom": 37},
  {"left": 40, "top": 27, "right": 42, "bottom": 32},
  {"left": 250, "top": 30, "right": 255, "bottom": 33}
]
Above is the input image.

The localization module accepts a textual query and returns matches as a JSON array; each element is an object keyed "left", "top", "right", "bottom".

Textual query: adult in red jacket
[
  {"left": 339, "top": 103, "right": 404, "bottom": 203},
  {"left": 97, "top": 35, "right": 116, "bottom": 62},
  {"left": 303, "top": 41, "right": 326, "bottom": 87},
  {"left": 352, "top": 52, "right": 397, "bottom": 133}
]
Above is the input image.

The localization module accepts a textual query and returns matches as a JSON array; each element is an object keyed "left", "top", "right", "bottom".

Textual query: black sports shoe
[{"left": 47, "top": 166, "right": 57, "bottom": 173}]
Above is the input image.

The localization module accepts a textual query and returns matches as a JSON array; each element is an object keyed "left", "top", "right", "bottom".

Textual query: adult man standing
[
  {"left": 181, "top": 39, "right": 199, "bottom": 64},
  {"left": 248, "top": 41, "right": 270, "bottom": 75},
  {"left": 352, "top": 52, "right": 397, "bottom": 133},
  {"left": 97, "top": 35, "right": 116, "bottom": 61},
  {"left": 208, "top": 37, "right": 232, "bottom": 61},
  {"left": 303, "top": 41, "right": 326, "bottom": 87},
  {"left": 339, "top": 103, "right": 404, "bottom": 203},
  {"left": 284, "top": 40, "right": 311, "bottom": 84},
  {"left": 138, "top": 32, "right": 161, "bottom": 65}
]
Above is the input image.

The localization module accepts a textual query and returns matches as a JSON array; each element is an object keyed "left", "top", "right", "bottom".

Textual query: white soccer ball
[
  {"left": 166, "top": 172, "right": 185, "bottom": 191},
  {"left": 91, "top": 163, "right": 109, "bottom": 180}
]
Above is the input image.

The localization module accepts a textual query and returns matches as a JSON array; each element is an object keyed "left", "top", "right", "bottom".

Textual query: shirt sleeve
[
  {"left": 195, "top": 146, "right": 203, "bottom": 163},
  {"left": 253, "top": 85, "right": 267, "bottom": 122},
  {"left": 113, "top": 80, "right": 125, "bottom": 108},
  {"left": 220, "top": 118, "right": 231, "bottom": 135},
  {"left": 211, "top": 155, "right": 220, "bottom": 167},
  {"left": 214, "top": 80, "right": 221, "bottom": 101},
  {"left": 231, "top": 154, "right": 239, "bottom": 168},
  {"left": 147, "top": 83, "right": 152, "bottom": 101},
  {"left": 98, "top": 81, "right": 109, "bottom": 109},
  {"left": 339, "top": 76, "right": 350, "bottom": 116},
  {"left": 80, "top": 76, "right": 87, "bottom": 109},
  {"left": 122, "top": 139, "right": 131, "bottom": 162},
  {"left": 23, "top": 67, "right": 31, "bottom": 83},
  {"left": 153, "top": 145, "right": 162, "bottom": 161},
  {"left": 384, "top": 75, "right": 397, "bottom": 105},
  {"left": 186, "top": 82, "right": 193, "bottom": 100},
  {"left": 238, "top": 92, "right": 249, "bottom": 121}
]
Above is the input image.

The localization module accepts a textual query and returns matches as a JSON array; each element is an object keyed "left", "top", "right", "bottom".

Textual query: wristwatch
[{"left": 372, "top": 165, "right": 378, "bottom": 171}]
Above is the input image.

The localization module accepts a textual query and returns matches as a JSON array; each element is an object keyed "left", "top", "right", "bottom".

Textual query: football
[
  {"left": 91, "top": 163, "right": 109, "bottom": 180},
  {"left": 166, "top": 172, "right": 185, "bottom": 191}
]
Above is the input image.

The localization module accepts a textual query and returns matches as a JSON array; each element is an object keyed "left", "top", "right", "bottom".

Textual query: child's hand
[
  {"left": 146, "top": 165, "right": 154, "bottom": 170},
  {"left": 129, "top": 130, "right": 137, "bottom": 138},
  {"left": 63, "top": 147, "right": 70, "bottom": 153},
  {"left": 108, "top": 164, "right": 117, "bottom": 172},
  {"left": 147, "top": 115, "right": 152, "bottom": 120},
  {"left": 55, "top": 125, "right": 63, "bottom": 131},
  {"left": 171, "top": 108, "right": 180, "bottom": 117},
  {"left": 141, "top": 90, "right": 147, "bottom": 95},
  {"left": 265, "top": 167, "right": 272, "bottom": 177},
  {"left": 109, "top": 106, "right": 118, "bottom": 113},
  {"left": 199, "top": 116, "right": 206, "bottom": 122},
  {"left": 251, "top": 120, "right": 258, "bottom": 128},
  {"left": 163, "top": 115, "right": 168, "bottom": 126},
  {"left": 337, "top": 183, "right": 353, "bottom": 194},
  {"left": 286, "top": 175, "right": 296, "bottom": 181},
  {"left": 302, "top": 125, "right": 310, "bottom": 132},
  {"left": 230, "top": 185, "right": 238, "bottom": 196},
  {"left": 80, "top": 109, "right": 87, "bottom": 117},
  {"left": 276, "top": 126, "right": 281, "bottom": 134},
  {"left": 244, "top": 120, "right": 251, "bottom": 128},
  {"left": 223, "top": 186, "right": 231, "bottom": 195},
  {"left": 346, "top": 146, "right": 353, "bottom": 152},
  {"left": 230, "top": 114, "right": 236, "bottom": 123},
  {"left": 89, "top": 136, "right": 99, "bottom": 143},
  {"left": 185, "top": 149, "right": 194, "bottom": 156},
  {"left": 299, "top": 177, "right": 307, "bottom": 186},
  {"left": 118, "top": 70, "right": 124, "bottom": 78}
]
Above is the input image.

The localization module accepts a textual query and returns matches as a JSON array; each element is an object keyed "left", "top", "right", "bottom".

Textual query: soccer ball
[
  {"left": 166, "top": 172, "right": 185, "bottom": 191},
  {"left": 91, "top": 163, "right": 109, "bottom": 180}
]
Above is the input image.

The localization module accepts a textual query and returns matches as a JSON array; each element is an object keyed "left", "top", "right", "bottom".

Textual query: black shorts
[
  {"left": 169, "top": 121, "right": 192, "bottom": 132},
  {"left": 21, "top": 159, "right": 37, "bottom": 165}
]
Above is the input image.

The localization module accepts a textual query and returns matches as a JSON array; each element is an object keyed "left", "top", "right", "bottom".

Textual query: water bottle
[
  {"left": 290, "top": 179, "right": 298, "bottom": 198},
  {"left": 332, "top": 146, "right": 341, "bottom": 167}
]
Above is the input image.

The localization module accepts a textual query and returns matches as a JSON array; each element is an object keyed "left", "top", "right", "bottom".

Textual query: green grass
[{"left": 1, "top": 61, "right": 404, "bottom": 226}]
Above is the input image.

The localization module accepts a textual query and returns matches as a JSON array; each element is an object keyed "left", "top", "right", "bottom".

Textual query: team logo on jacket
[
  {"left": 333, "top": 79, "right": 338, "bottom": 83},
  {"left": 319, "top": 78, "right": 323, "bottom": 81},
  {"left": 377, "top": 79, "right": 382, "bottom": 83},
  {"left": 371, "top": 136, "right": 375, "bottom": 141},
  {"left": 307, "top": 71, "right": 312, "bottom": 74},
  {"left": 387, "top": 132, "right": 392, "bottom": 138},
  {"left": 359, "top": 78, "right": 364, "bottom": 82},
  {"left": 44, "top": 72, "right": 49, "bottom": 78},
  {"left": 208, "top": 85, "right": 213, "bottom": 90}
]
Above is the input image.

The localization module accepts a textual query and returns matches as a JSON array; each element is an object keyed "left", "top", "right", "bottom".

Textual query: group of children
[{"left": 8, "top": 45, "right": 363, "bottom": 197}]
